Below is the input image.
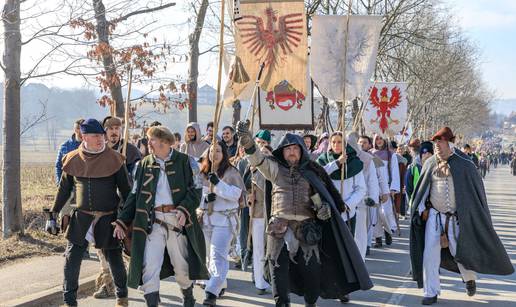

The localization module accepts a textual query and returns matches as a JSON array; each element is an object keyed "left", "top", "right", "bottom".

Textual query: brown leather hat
[
  {"left": 431, "top": 127, "right": 455, "bottom": 143},
  {"left": 408, "top": 138, "right": 421, "bottom": 149}
]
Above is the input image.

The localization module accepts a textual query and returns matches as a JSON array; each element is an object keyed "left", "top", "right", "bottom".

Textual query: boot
[
  {"left": 339, "top": 294, "right": 350, "bottom": 303},
  {"left": 385, "top": 231, "right": 393, "bottom": 245},
  {"left": 466, "top": 280, "right": 476, "bottom": 297},
  {"left": 305, "top": 303, "right": 317, "bottom": 307},
  {"left": 94, "top": 271, "right": 115, "bottom": 298},
  {"left": 181, "top": 285, "right": 195, "bottom": 307},
  {"left": 115, "top": 297, "right": 129, "bottom": 307},
  {"left": 203, "top": 291, "right": 217, "bottom": 306},
  {"left": 421, "top": 295, "right": 437, "bottom": 305},
  {"left": 374, "top": 237, "right": 382, "bottom": 248},
  {"left": 144, "top": 291, "right": 160, "bottom": 307}
]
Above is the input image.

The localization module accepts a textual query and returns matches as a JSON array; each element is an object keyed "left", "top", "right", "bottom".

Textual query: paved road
[{"left": 72, "top": 166, "right": 515, "bottom": 306}]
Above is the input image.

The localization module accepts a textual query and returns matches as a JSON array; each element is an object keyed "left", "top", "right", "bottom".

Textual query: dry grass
[{"left": 0, "top": 163, "right": 67, "bottom": 267}]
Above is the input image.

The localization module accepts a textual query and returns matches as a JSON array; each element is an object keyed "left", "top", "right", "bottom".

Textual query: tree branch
[{"left": 111, "top": 2, "right": 176, "bottom": 23}]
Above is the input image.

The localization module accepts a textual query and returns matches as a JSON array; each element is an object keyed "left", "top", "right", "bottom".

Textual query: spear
[
  {"left": 122, "top": 66, "right": 133, "bottom": 158},
  {"left": 208, "top": 0, "right": 227, "bottom": 216},
  {"left": 340, "top": 0, "right": 353, "bottom": 200}
]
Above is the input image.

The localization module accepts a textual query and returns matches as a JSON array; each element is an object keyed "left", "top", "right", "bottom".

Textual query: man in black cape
[
  {"left": 237, "top": 121, "right": 372, "bottom": 307},
  {"left": 410, "top": 127, "right": 514, "bottom": 305}
]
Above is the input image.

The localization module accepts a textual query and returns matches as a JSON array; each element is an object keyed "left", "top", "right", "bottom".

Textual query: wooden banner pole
[{"left": 208, "top": 0, "right": 227, "bottom": 216}]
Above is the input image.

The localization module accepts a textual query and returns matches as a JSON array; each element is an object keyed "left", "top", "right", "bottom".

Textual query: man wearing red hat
[{"left": 409, "top": 127, "right": 513, "bottom": 305}]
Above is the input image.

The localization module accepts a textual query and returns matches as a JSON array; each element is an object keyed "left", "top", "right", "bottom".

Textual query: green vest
[{"left": 412, "top": 165, "right": 420, "bottom": 189}]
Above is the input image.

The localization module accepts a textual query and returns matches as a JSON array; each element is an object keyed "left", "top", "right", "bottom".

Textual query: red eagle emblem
[
  {"left": 369, "top": 86, "right": 401, "bottom": 133},
  {"left": 237, "top": 8, "right": 303, "bottom": 68}
]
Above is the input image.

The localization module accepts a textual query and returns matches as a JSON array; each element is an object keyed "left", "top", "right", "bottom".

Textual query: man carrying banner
[
  {"left": 236, "top": 120, "right": 372, "bottom": 307},
  {"left": 410, "top": 127, "right": 514, "bottom": 305}
]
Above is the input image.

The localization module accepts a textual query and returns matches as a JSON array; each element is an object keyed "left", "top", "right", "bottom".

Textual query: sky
[
  {"left": 1, "top": 0, "right": 516, "bottom": 101},
  {"left": 442, "top": 0, "right": 516, "bottom": 99}
]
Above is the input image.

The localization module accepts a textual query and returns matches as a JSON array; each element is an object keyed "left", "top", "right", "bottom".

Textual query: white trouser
[
  {"left": 203, "top": 224, "right": 233, "bottom": 296},
  {"left": 423, "top": 209, "right": 477, "bottom": 297},
  {"left": 374, "top": 199, "right": 397, "bottom": 237},
  {"left": 141, "top": 212, "right": 192, "bottom": 294},
  {"left": 251, "top": 218, "right": 270, "bottom": 290},
  {"left": 354, "top": 206, "right": 368, "bottom": 260}
]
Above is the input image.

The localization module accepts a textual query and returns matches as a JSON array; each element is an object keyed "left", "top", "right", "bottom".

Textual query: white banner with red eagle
[
  {"left": 363, "top": 82, "right": 408, "bottom": 137},
  {"left": 233, "top": 0, "right": 308, "bottom": 97},
  {"left": 310, "top": 15, "right": 382, "bottom": 102}
]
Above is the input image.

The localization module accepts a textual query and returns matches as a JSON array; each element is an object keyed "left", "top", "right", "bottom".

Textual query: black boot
[
  {"left": 385, "top": 231, "right": 393, "bottom": 245},
  {"left": 275, "top": 302, "right": 290, "bottom": 307},
  {"left": 181, "top": 285, "right": 195, "bottom": 307},
  {"left": 305, "top": 303, "right": 316, "bottom": 307},
  {"left": 144, "top": 291, "right": 160, "bottom": 307},
  {"left": 203, "top": 291, "right": 217, "bottom": 306},
  {"left": 421, "top": 295, "right": 437, "bottom": 305},
  {"left": 466, "top": 280, "right": 476, "bottom": 296},
  {"left": 374, "top": 237, "right": 382, "bottom": 248},
  {"left": 339, "top": 294, "right": 350, "bottom": 303}
]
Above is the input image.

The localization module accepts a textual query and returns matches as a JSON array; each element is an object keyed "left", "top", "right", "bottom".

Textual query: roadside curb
[{"left": 4, "top": 275, "right": 96, "bottom": 307}]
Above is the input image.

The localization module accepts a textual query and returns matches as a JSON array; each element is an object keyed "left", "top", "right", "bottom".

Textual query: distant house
[{"left": 197, "top": 84, "right": 216, "bottom": 105}]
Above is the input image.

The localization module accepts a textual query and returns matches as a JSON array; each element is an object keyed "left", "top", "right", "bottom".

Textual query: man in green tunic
[{"left": 113, "top": 125, "right": 208, "bottom": 307}]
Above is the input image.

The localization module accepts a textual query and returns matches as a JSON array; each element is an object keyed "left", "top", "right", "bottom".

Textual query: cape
[
  {"left": 409, "top": 148, "right": 514, "bottom": 288},
  {"left": 62, "top": 145, "right": 124, "bottom": 178},
  {"left": 265, "top": 133, "right": 373, "bottom": 298}
]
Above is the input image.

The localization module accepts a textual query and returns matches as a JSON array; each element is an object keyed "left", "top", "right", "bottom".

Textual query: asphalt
[{"left": 2, "top": 165, "right": 514, "bottom": 307}]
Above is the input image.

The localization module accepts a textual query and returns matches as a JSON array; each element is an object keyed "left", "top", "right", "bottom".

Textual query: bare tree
[
  {"left": 187, "top": 0, "right": 209, "bottom": 123},
  {"left": 2, "top": 0, "right": 23, "bottom": 238}
]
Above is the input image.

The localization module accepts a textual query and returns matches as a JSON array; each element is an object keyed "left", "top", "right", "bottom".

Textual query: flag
[
  {"left": 310, "top": 15, "right": 382, "bottom": 102},
  {"left": 234, "top": 0, "right": 308, "bottom": 96},
  {"left": 363, "top": 82, "right": 408, "bottom": 137},
  {"left": 258, "top": 64, "right": 313, "bottom": 130}
]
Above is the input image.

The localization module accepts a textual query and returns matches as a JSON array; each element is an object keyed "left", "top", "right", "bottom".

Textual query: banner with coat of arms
[
  {"left": 258, "top": 74, "right": 313, "bottom": 130},
  {"left": 310, "top": 15, "right": 382, "bottom": 102},
  {"left": 233, "top": 0, "right": 308, "bottom": 97},
  {"left": 363, "top": 82, "right": 408, "bottom": 137}
]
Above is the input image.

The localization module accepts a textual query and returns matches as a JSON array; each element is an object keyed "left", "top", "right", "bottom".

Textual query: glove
[
  {"left": 207, "top": 172, "right": 220, "bottom": 185},
  {"left": 45, "top": 217, "right": 59, "bottom": 235},
  {"left": 364, "top": 197, "right": 376, "bottom": 207},
  {"left": 205, "top": 192, "right": 217, "bottom": 203},
  {"left": 316, "top": 202, "right": 332, "bottom": 221},
  {"left": 236, "top": 120, "right": 253, "bottom": 149}
]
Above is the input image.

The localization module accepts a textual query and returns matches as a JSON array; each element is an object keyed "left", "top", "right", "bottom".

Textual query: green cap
[{"left": 255, "top": 130, "right": 271, "bottom": 143}]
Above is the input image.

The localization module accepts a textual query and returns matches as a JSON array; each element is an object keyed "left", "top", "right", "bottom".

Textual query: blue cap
[{"left": 80, "top": 118, "right": 106, "bottom": 135}]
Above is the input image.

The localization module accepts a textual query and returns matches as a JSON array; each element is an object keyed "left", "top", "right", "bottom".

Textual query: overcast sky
[{"left": 2, "top": 0, "right": 515, "bottom": 100}]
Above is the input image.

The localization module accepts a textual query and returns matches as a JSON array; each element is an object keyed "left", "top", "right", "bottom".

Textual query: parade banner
[
  {"left": 258, "top": 75, "right": 313, "bottom": 130},
  {"left": 310, "top": 15, "right": 382, "bottom": 102},
  {"left": 395, "top": 122, "right": 412, "bottom": 145},
  {"left": 234, "top": 0, "right": 308, "bottom": 96},
  {"left": 363, "top": 82, "right": 408, "bottom": 137}
]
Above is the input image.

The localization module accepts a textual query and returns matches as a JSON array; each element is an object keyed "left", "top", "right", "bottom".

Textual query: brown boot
[{"left": 115, "top": 297, "right": 129, "bottom": 307}]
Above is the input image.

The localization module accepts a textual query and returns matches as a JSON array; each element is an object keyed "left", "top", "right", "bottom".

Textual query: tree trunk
[
  {"left": 93, "top": 0, "right": 125, "bottom": 118},
  {"left": 2, "top": 0, "right": 24, "bottom": 238},
  {"left": 187, "top": 0, "right": 209, "bottom": 123},
  {"left": 231, "top": 100, "right": 241, "bottom": 127}
]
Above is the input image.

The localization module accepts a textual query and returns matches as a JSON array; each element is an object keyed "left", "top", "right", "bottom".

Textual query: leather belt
[
  {"left": 154, "top": 205, "right": 176, "bottom": 213},
  {"left": 155, "top": 218, "right": 184, "bottom": 234},
  {"left": 79, "top": 209, "right": 115, "bottom": 218}
]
